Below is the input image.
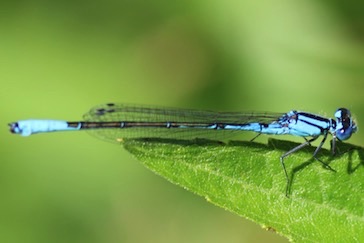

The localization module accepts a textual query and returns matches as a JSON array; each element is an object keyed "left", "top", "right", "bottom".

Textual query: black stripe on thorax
[
  {"left": 296, "top": 113, "right": 331, "bottom": 132},
  {"left": 296, "top": 112, "right": 330, "bottom": 122}
]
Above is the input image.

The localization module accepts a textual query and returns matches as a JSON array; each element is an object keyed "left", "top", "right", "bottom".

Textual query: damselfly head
[{"left": 334, "top": 108, "right": 357, "bottom": 141}]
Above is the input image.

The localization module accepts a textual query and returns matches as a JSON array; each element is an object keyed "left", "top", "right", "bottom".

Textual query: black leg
[
  {"left": 312, "top": 133, "right": 336, "bottom": 172},
  {"left": 282, "top": 133, "right": 338, "bottom": 196},
  {"left": 280, "top": 136, "right": 318, "bottom": 196},
  {"left": 250, "top": 133, "right": 261, "bottom": 142},
  {"left": 330, "top": 136, "right": 337, "bottom": 156}
]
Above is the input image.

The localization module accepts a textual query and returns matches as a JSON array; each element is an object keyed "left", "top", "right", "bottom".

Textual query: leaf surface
[{"left": 123, "top": 138, "right": 364, "bottom": 242}]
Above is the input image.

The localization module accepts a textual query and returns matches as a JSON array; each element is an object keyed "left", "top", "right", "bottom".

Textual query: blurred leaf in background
[{"left": 0, "top": 0, "right": 363, "bottom": 242}]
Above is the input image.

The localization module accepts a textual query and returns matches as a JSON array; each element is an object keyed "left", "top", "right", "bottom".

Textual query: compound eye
[
  {"left": 335, "top": 108, "right": 356, "bottom": 141},
  {"left": 336, "top": 126, "right": 354, "bottom": 140},
  {"left": 334, "top": 108, "right": 350, "bottom": 120}
]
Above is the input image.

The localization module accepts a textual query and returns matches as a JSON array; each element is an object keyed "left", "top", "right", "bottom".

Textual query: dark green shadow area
[{"left": 122, "top": 138, "right": 364, "bottom": 242}]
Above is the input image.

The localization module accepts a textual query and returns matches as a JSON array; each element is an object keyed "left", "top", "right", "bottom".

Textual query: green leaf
[{"left": 122, "top": 138, "right": 364, "bottom": 242}]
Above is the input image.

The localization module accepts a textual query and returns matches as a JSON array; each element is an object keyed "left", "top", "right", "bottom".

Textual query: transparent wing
[{"left": 83, "top": 103, "right": 284, "bottom": 143}]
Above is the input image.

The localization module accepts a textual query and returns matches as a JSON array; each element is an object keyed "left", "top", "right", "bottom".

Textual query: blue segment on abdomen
[
  {"left": 225, "top": 123, "right": 290, "bottom": 135},
  {"left": 16, "top": 120, "right": 80, "bottom": 136}
]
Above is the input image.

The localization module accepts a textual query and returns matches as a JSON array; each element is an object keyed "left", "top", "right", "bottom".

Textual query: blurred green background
[{"left": 1, "top": 1, "right": 363, "bottom": 242}]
